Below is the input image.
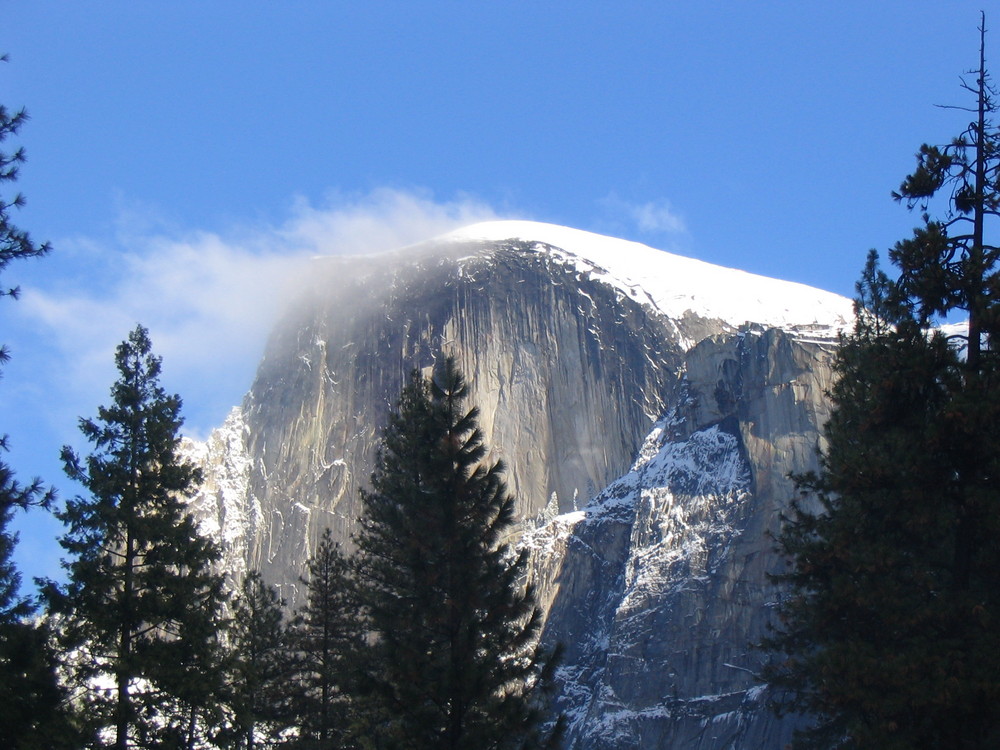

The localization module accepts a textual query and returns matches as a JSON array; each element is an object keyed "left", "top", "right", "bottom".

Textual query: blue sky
[{"left": 2, "top": 1, "right": 994, "bottom": 586}]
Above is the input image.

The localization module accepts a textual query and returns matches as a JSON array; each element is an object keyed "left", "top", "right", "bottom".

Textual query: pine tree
[
  {"left": 0, "top": 616, "right": 80, "bottom": 749},
  {"left": 889, "top": 14, "right": 1000, "bottom": 373},
  {"left": 221, "top": 571, "right": 294, "bottom": 750},
  {"left": 45, "top": 325, "right": 226, "bottom": 749},
  {"left": 0, "top": 53, "right": 78, "bottom": 750},
  {"left": 353, "top": 358, "right": 561, "bottom": 750},
  {"left": 0, "top": 51, "right": 54, "bottom": 531},
  {"left": 0, "top": 474, "right": 60, "bottom": 747},
  {"left": 153, "top": 583, "right": 229, "bottom": 750},
  {"left": 0, "top": 53, "right": 50, "bottom": 305},
  {"left": 764, "top": 16, "right": 1000, "bottom": 748},
  {"left": 286, "top": 529, "right": 361, "bottom": 749},
  {"left": 0, "top": 53, "right": 53, "bottom": 615}
]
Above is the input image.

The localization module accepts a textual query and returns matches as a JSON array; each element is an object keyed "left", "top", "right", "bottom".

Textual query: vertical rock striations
[
  {"left": 212, "top": 239, "right": 691, "bottom": 602},
  {"left": 187, "top": 222, "right": 848, "bottom": 748},
  {"left": 525, "top": 328, "right": 837, "bottom": 748}
]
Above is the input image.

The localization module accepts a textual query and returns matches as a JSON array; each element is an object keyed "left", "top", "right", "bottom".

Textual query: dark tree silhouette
[
  {"left": 353, "top": 357, "right": 561, "bottom": 750},
  {"left": 46, "top": 326, "right": 226, "bottom": 749},
  {"left": 765, "top": 17, "right": 1000, "bottom": 748}
]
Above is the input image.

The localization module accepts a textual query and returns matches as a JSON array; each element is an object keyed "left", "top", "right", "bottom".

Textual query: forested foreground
[
  {"left": 0, "top": 69, "right": 559, "bottom": 745},
  {"left": 5, "top": 16, "right": 1000, "bottom": 750},
  {"left": 4, "top": 324, "right": 560, "bottom": 749},
  {"left": 762, "top": 15, "right": 1000, "bottom": 750}
]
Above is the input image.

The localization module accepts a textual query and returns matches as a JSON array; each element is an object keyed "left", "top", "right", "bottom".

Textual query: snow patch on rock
[
  {"left": 521, "top": 412, "right": 758, "bottom": 746},
  {"left": 445, "top": 220, "right": 853, "bottom": 337},
  {"left": 181, "top": 407, "right": 255, "bottom": 583}
]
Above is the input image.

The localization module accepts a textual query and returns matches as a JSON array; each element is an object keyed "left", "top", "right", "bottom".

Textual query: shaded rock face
[
  {"left": 525, "top": 328, "right": 836, "bottom": 748},
  {"left": 225, "top": 240, "right": 700, "bottom": 601},
  {"left": 189, "top": 237, "right": 839, "bottom": 748}
]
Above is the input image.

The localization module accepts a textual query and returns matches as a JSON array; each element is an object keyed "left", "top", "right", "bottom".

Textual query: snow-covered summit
[{"left": 443, "top": 219, "right": 853, "bottom": 334}]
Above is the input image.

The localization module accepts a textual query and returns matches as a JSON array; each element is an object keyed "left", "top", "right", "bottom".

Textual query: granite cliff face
[
  {"left": 524, "top": 328, "right": 837, "bottom": 748},
  {"left": 187, "top": 221, "right": 849, "bottom": 748}
]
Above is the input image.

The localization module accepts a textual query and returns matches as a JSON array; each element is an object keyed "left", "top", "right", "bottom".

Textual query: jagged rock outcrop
[
  {"left": 525, "top": 327, "right": 837, "bottom": 748},
  {"left": 187, "top": 221, "right": 849, "bottom": 748}
]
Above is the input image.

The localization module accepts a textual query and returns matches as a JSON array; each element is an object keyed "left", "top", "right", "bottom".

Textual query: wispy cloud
[
  {"left": 277, "top": 188, "right": 499, "bottom": 256},
  {"left": 11, "top": 188, "right": 499, "bottom": 439},
  {"left": 628, "top": 200, "right": 687, "bottom": 234},
  {"left": 599, "top": 193, "right": 688, "bottom": 239}
]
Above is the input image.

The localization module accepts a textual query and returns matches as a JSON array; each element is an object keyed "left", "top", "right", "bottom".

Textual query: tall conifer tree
[
  {"left": 220, "top": 571, "right": 294, "bottom": 750},
  {"left": 353, "top": 357, "right": 560, "bottom": 750},
  {"left": 46, "top": 325, "right": 226, "bottom": 749},
  {"left": 0, "top": 55, "right": 52, "bottom": 619},
  {"left": 765, "top": 16, "right": 1000, "bottom": 748},
  {"left": 287, "top": 529, "right": 360, "bottom": 749},
  {"left": 0, "top": 53, "right": 78, "bottom": 750}
]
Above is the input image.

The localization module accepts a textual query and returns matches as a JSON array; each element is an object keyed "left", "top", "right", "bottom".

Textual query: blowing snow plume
[{"left": 10, "top": 189, "right": 499, "bottom": 441}]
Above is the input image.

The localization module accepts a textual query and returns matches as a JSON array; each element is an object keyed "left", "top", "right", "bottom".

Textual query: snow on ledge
[{"left": 443, "top": 220, "right": 854, "bottom": 335}]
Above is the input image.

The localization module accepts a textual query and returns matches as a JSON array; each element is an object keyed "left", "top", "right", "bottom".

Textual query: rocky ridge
[{"left": 186, "top": 221, "right": 850, "bottom": 748}]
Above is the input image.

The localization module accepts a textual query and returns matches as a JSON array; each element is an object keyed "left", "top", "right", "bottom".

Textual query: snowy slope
[{"left": 445, "top": 220, "right": 853, "bottom": 335}]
